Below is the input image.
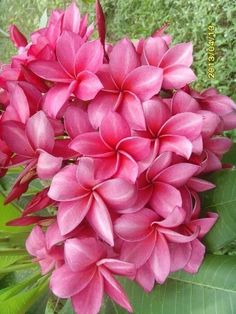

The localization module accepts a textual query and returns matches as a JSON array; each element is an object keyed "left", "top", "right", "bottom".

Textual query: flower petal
[
  {"left": 87, "top": 193, "right": 114, "bottom": 246},
  {"left": 57, "top": 196, "right": 92, "bottom": 236},
  {"left": 159, "top": 135, "right": 193, "bottom": 159},
  {"left": 150, "top": 182, "right": 182, "bottom": 217},
  {"left": 160, "top": 42, "right": 193, "bottom": 68},
  {"left": 74, "top": 71, "right": 103, "bottom": 101},
  {"left": 100, "top": 267, "right": 133, "bottom": 312},
  {"left": 65, "top": 237, "right": 106, "bottom": 272},
  {"left": 100, "top": 112, "right": 131, "bottom": 148},
  {"left": 48, "top": 165, "right": 86, "bottom": 201},
  {"left": 142, "top": 37, "right": 168, "bottom": 66},
  {"left": 149, "top": 233, "right": 170, "bottom": 284},
  {"left": 63, "top": 2, "right": 81, "bottom": 33},
  {"left": 162, "top": 65, "right": 196, "bottom": 89},
  {"left": 25, "top": 225, "right": 45, "bottom": 257},
  {"left": 118, "top": 137, "right": 151, "bottom": 161},
  {"left": 37, "top": 150, "right": 62, "bottom": 179},
  {"left": 72, "top": 271, "right": 104, "bottom": 314},
  {"left": 26, "top": 111, "right": 54, "bottom": 152},
  {"left": 184, "top": 239, "right": 205, "bottom": 273},
  {"left": 123, "top": 66, "right": 163, "bottom": 101},
  {"left": 75, "top": 40, "right": 104, "bottom": 73},
  {"left": 29, "top": 60, "right": 70, "bottom": 82},
  {"left": 50, "top": 264, "right": 95, "bottom": 298},
  {"left": 109, "top": 38, "right": 140, "bottom": 87}
]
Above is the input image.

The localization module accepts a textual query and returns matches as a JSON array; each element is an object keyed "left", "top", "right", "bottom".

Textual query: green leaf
[
  {"left": 201, "top": 169, "right": 236, "bottom": 252},
  {"left": 222, "top": 143, "right": 236, "bottom": 164},
  {"left": 0, "top": 276, "right": 49, "bottom": 314},
  {"left": 0, "top": 194, "right": 30, "bottom": 234},
  {"left": 59, "top": 300, "right": 74, "bottom": 314},
  {"left": 26, "top": 291, "right": 49, "bottom": 314},
  {"left": 101, "top": 255, "right": 236, "bottom": 314}
]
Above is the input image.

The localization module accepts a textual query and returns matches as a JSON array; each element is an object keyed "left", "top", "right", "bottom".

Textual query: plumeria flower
[
  {"left": 50, "top": 237, "right": 135, "bottom": 314},
  {"left": 29, "top": 31, "right": 104, "bottom": 118},
  {"left": 48, "top": 157, "right": 137, "bottom": 245},
  {"left": 70, "top": 112, "right": 151, "bottom": 182},
  {"left": 88, "top": 38, "right": 163, "bottom": 129},
  {"left": 26, "top": 225, "right": 64, "bottom": 274}
]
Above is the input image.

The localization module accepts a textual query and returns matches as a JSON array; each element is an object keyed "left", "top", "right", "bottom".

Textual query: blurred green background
[{"left": 0, "top": 0, "right": 235, "bottom": 100}]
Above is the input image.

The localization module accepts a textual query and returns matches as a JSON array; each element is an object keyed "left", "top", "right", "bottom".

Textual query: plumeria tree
[{"left": 0, "top": 1, "right": 236, "bottom": 314}]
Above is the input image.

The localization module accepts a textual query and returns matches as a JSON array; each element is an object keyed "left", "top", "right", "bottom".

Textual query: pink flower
[
  {"left": 29, "top": 32, "right": 104, "bottom": 118},
  {"left": 26, "top": 225, "right": 64, "bottom": 274},
  {"left": 50, "top": 237, "right": 135, "bottom": 314},
  {"left": 138, "top": 97, "right": 203, "bottom": 159},
  {"left": 88, "top": 38, "right": 163, "bottom": 129},
  {"left": 1, "top": 111, "right": 63, "bottom": 180},
  {"left": 48, "top": 157, "right": 137, "bottom": 245},
  {"left": 70, "top": 112, "right": 151, "bottom": 182},
  {"left": 142, "top": 38, "right": 196, "bottom": 89}
]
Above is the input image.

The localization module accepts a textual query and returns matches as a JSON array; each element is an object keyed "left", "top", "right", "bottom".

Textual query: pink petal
[
  {"left": 123, "top": 66, "right": 163, "bottom": 101},
  {"left": 48, "top": 165, "right": 86, "bottom": 201},
  {"left": 157, "top": 163, "right": 199, "bottom": 187},
  {"left": 88, "top": 92, "right": 119, "bottom": 129},
  {"left": 160, "top": 42, "right": 193, "bottom": 68},
  {"left": 63, "top": 2, "right": 81, "bottom": 33},
  {"left": 9, "top": 24, "right": 27, "bottom": 48},
  {"left": 120, "top": 233, "right": 156, "bottom": 268},
  {"left": 171, "top": 90, "right": 200, "bottom": 114},
  {"left": 100, "top": 267, "right": 133, "bottom": 312},
  {"left": 187, "top": 178, "right": 215, "bottom": 192},
  {"left": 147, "top": 152, "right": 172, "bottom": 181},
  {"left": 95, "top": 0, "right": 106, "bottom": 47},
  {"left": 119, "top": 92, "right": 146, "bottom": 130},
  {"left": 163, "top": 65, "right": 196, "bottom": 89},
  {"left": 184, "top": 239, "right": 205, "bottom": 273},
  {"left": 114, "top": 208, "right": 156, "bottom": 241},
  {"left": 94, "top": 155, "right": 118, "bottom": 181},
  {"left": 69, "top": 132, "right": 111, "bottom": 156},
  {"left": 1, "top": 121, "right": 34, "bottom": 157},
  {"left": 75, "top": 40, "right": 104, "bottom": 73},
  {"left": 160, "top": 112, "right": 202, "bottom": 140},
  {"left": 25, "top": 225, "right": 45, "bottom": 257},
  {"left": 45, "top": 222, "right": 63, "bottom": 250},
  {"left": 205, "top": 136, "right": 232, "bottom": 155},
  {"left": 150, "top": 182, "right": 182, "bottom": 217},
  {"left": 149, "top": 233, "right": 170, "bottom": 284},
  {"left": 135, "top": 263, "right": 155, "bottom": 292},
  {"left": 37, "top": 150, "right": 62, "bottom": 179},
  {"left": 74, "top": 71, "right": 103, "bottom": 101},
  {"left": 118, "top": 137, "right": 151, "bottom": 161},
  {"left": 50, "top": 265, "right": 95, "bottom": 298},
  {"left": 57, "top": 196, "right": 92, "bottom": 235},
  {"left": 8, "top": 84, "right": 30, "bottom": 123},
  {"left": 97, "top": 177, "right": 137, "bottom": 210},
  {"left": 43, "top": 82, "right": 75, "bottom": 118},
  {"left": 99, "top": 259, "right": 136, "bottom": 277},
  {"left": 159, "top": 135, "right": 193, "bottom": 159},
  {"left": 26, "top": 111, "right": 54, "bottom": 152},
  {"left": 100, "top": 112, "right": 131, "bottom": 148},
  {"left": 198, "top": 110, "right": 221, "bottom": 138},
  {"left": 109, "top": 38, "right": 140, "bottom": 87},
  {"left": 29, "top": 60, "right": 70, "bottom": 82},
  {"left": 142, "top": 37, "right": 168, "bottom": 66},
  {"left": 86, "top": 193, "right": 114, "bottom": 246},
  {"left": 158, "top": 227, "right": 199, "bottom": 243},
  {"left": 187, "top": 212, "right": 218, "bottom": 238},
  {"left": 72, "top": 271, "right": 104, "bottom": 314},
  {"left": 64, "top": 105, "right": 93, "bottom": 138},
  {"left": 156, "top": 206, "right": 186, "bottom": 228},
  {"left": 65, "top": 238, "right": 106, "bottom": 272},
  {"left": 115, "top": 153, "right": 139, "bottom": 183},
  {"left": 56, "top": 31, "right": 82, "bottom": 76},
  {"left": 96, "top": 64, "right": 118, "bottom": 90},
  {"left": 143, "top": 97, "right": 171, "bottom": 135},
  {"left": 76, "top": 157, "right": 100, "bottom": 188},
  {"left": 169, "top": 242, "right": 192, "bottom": 272}
]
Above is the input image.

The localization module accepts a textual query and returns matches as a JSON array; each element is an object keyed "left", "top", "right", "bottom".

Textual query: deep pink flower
[
  {"left": 142, "top": 38, "right": 196, "bottom": 89},
  {"left": 50, "top": 237, "right": 135, "bottom": 314},
  {"left": 48, "top": 157, "right": 137, "bottom": 245},
  {"left": 29, "top": 32, "right": 104, "bottom": 118},
  {"left": 70, "top": 112, "right": 151, "bottom": 182},
  {"left": 26, "top": 225, "right": 64, "bottom": 274},
  {"left": 1, "top": 111, "right": 63, "bottom": 180},
  {"left": 137, "top": 98, "right": 203, "bottom": 160},
  {"left": 88, "top": 38, "right": 163, "bottom": 129}
]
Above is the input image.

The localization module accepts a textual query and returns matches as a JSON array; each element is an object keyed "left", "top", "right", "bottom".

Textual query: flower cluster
[{"left": 0, "top": 2, "right": 236, "bottom": 314}]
